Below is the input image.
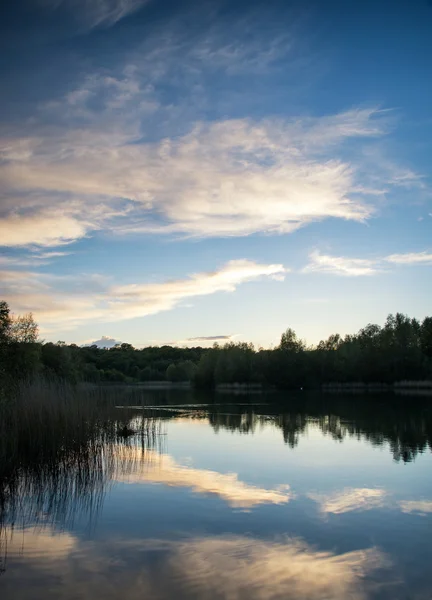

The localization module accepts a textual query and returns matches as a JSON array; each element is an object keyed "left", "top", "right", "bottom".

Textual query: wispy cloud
[
  {"left": 384, "top": 251, "right": 432, "bottom": 265},
  {"left": 303, "top": 248, "right": 432, "bottom": 276},
  {"left": 186, "top": 335, "right": 235, "bottom": 342},
  {"left": 0, "top": 107, "right": 390, "bottom": 247},
  {"left": 303, "top": 250, "right": 380, "bottom": 276},
  {"left": 45, "top": 0, "right": 151, "bottom": 29},
  {"left": 108, "top": 260, "right": 287, "bottom": 320},
  {"left": 1, "top": 259, "right": 287, "bottom": 333}
]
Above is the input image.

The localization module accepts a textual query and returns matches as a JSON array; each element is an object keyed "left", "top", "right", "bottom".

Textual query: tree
[
  {"left": 420, "top": 317, "right": 432, "bottom": 358},
  {"left": 0, "top": 301, "right": 11, "bottom": 344},
  {"left": 279, "top": 328, "right": 305, "bottom": 353},
  {"left": 10, "top": 313, "right": 39, "bottom": 343},
  {"left": 317, "top": 333, "right": 342, "bottom": 352}
]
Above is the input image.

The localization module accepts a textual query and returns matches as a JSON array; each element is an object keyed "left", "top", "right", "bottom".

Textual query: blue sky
[{"left": 0, "top": 0, "right": 431, "bottom": 347}]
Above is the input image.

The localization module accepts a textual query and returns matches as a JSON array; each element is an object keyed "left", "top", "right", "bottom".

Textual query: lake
[{"left": 1, "top": 389, "right": 432, "bottom": 599}]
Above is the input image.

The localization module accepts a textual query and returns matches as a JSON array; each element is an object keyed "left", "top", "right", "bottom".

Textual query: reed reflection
[{"left": 0, "top": 409, "right": 165, "bottom": 575}]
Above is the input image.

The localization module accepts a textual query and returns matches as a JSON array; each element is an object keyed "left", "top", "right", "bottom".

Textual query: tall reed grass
[{"left": 0, "top": 378, "right": 165, "bottom": 574}]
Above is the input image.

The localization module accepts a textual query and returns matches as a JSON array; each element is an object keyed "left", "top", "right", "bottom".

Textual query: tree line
[{"left": 1, "top": 300, "right": 432, "bottom": 389}]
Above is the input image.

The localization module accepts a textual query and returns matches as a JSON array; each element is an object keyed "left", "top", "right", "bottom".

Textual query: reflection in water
[
  {"left": 2, "top": 526, "right": 77, "bottom": 563},
  {"left": 308, "top": 488, "right": 387, "bottom": 515},
  {"left": 399, "top": 500, "right": 432, "bottom": 515},
  {"left": 115, "top": 447, "right": 291, "bottom": 508},
  {"left": 0, "top": 391, "right": 431, "bottom": 598},
  {"left": 0, "top": 412, "right": 165, "bottom": 575},
  {"left": 158, "top": 393, "right": 432, "bottom": 463},
  {"left": 1, "top": 534, "right": 390, "bottom": 600}
]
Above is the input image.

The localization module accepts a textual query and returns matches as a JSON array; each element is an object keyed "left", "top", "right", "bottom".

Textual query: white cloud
[
  {"left": 82, "top": 336, "right": 121, "bottom": 348},
  {"left": 0, "top": 106, "right": 390, "bottom": 247},
  {"left": 0, "top": 259, "right": 287, "bottom": 332},
  {"left": 45, "top": 0, "right": 151, "bottom": 29},
  {"left": 107, "top": 259, "right": 287, "bottom": 320},
  {"left": 309, "top": 488, "right": 387, "bottom": 515},
  {"left": 0, "top": 208, "right": 92, "bottom": 247},
  {"left": 385, "top": 251, "right": 432, "bottom": 265},
  {"left": 303, "top": 250, "right": 380, "bottom": 276}
]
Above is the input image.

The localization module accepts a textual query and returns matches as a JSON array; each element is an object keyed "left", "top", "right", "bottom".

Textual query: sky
[{"left": 0, "top": 0, "right": 431, "bottom": 348}]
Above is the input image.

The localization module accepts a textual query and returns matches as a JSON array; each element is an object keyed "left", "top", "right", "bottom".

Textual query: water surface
[{"left": 1, "top": 390, "right": 432, "bottom": 599}]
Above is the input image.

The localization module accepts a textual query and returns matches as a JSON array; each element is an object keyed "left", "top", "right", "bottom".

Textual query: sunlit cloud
[
  {"left": 0, "top": 103, "right": 392, "bottom": 247},
  {"left": 303, "top": 248, "right": 432, "bottom": 276},
  {"left": 0, "top": 259, "right": 286, "bottom": 333},
  {"left": 303, "top": 250, "right": 380, "bottom": 276},
  {"left": 0, "top": 208, "right": 92, "bottom": 247},
  {"left": 385, "top": 251, "right": 432, "bottom": 265},
  {"left": 309, "top": 488, "right": 387, "bottom": 514},
  {"left": 115, "top": 449, "right": 291, "bottom": 509},
  {"left": 399, "top": 500, "right": 432, "bottom": 515}
]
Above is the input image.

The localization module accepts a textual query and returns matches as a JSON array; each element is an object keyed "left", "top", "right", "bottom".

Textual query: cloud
[
  {"left": 115, "top": 448, "right": 291, "bottom": 509},
  {"left": 157, "top": 334, "right": 239, "bottom": 347},
  {"left": 399, "top": 500, "right": 432, "bottom": 515},
  {"left": 309, "top": 488, "right": 387, "bottom": 514},
  {"left": 0, "top": 251, "right": 69, "bottom": 268},
  {"left": 303, "top": 250, "right": 380, "bottom": 276},
  {"left": 0, "top": 259, "right": 286, "bottom": 332},
  {"left": 0, "top": 106, "right": 391, "bottom": 247},
  {"left": 384, "top": 251, "right": 432, "bottom": 265},
  {"left": 44, "top": 0, "right": 151, "bottom": 29},
  {"left": 105, "top": 259, "right": 287, "bottom": 320},
  {"left": 0, "top": 208, "right": 92, "bottom": 247},
  {"left": 186, "top": 335, "right": 235, "bottom": 342},
  {"left": 83, "top": 336, "right": 121, "bottom": 348},
  {"left": 303, "top": 248, "right": 432, "bottom": 276}
]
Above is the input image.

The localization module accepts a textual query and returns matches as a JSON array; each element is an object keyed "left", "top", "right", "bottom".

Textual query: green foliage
[
  {"left": 420, "top": 317, "right": 432, "bottom": 358},
  {"left": 1, "top": 300, "right": 432, "bottom": 391},
  {"left": 0, "top": 301, "right": 11, "bottom": 343},
  {"left": 166, "top": 360, "right": 197, "bottom": 382},
  {"left": 279, "top": 328, "right": 306, "bottom": 352}
]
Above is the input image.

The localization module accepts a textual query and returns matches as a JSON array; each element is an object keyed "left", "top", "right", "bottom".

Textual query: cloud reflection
[
  {"left": 161, "top": 536, "right": 389, "bottom": 600},
  {"left": 115, "top": 448, "right": 291, "bottom": 509},
  {"left": 1, "top": 532, "right": 390, "bottom": 600},
  {"left": 2, "top": 526, "right": 77, "bottom": 564},
  {"left": 309, "top": 488, "right": 387, "bottom": 514},
  {"left": 399, "top": 500, "right": 432, "bottom": 516}
]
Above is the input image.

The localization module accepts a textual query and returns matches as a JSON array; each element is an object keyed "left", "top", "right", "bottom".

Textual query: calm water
[{"left": 1, "top": 390, "right": 432, "bottom": 599}]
